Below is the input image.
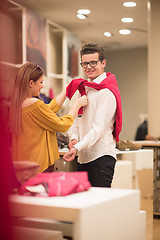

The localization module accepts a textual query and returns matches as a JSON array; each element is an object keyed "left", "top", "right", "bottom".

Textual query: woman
[{"left": 9, "top": 62, "right": 87, "bottom": 172}]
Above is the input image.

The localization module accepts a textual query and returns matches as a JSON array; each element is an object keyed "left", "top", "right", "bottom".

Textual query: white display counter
[
  {"left": 58, "top": 149, "right": 153, "bottom": 178},
  {"left": 9, "top": 187, "right": 145, "bottom": 240},
  {"left": 112, "top": 161, "right": 132, "bottom": 189},
  {"left": 116, "top": 149, "right": 153, "bottom": 176},
  {"left": 115, "top": 149, "right": 153, "bottom": 197}
]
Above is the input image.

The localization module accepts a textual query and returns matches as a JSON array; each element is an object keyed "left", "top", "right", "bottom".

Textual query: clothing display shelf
[
  {"left": 133, "top": 141, "right": 160, "bottom": 217},
  {"left": 46, "top": 20, "right": 67, "bottom": 97}
]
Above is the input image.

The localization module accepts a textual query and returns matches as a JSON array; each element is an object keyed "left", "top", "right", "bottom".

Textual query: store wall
[
  {"left": 106, "top": 47, "right": 148, "bottom": 140},
  {"left": 0, "top": 8, "right": 22, "bottom": 101},
  {"left": 1, "top": 1, "right": 148, "bottom": 141}
]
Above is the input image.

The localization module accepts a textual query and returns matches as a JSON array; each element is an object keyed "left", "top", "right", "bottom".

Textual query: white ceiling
[{"left": 13, "top": 0, "right": 148, "bottom": 51}]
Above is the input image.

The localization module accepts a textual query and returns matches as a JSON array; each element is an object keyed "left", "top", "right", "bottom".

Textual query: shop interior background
[{"left": 0, "top": 0, "right": 148, "bottom": 141}]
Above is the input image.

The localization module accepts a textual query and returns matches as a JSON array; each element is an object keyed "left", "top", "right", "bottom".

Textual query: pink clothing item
[
  {"left": 18, "top": 172, "right": 91, "bottom": 197},
  {"left": 66, "top": 72, "right": 122, "bottom": 142},
  {"left": 49, "top": 88, "right": 55, "bottom": 99}
]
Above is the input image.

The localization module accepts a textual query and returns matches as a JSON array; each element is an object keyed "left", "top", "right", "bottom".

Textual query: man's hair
[{"left": 80, "top": 43, "right": 105, "bottom": 61}]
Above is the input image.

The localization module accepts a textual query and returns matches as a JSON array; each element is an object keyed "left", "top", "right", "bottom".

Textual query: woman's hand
[
  {"left": 68, "top": 95, "right": 88, "bottom": 119},
  {"left": 76, "top": 95, "right": 88, "bottom": 107}
]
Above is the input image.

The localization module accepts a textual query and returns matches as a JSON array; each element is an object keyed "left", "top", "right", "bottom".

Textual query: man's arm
[
  {"left": 70, "top": 89, "right": 116, "bottom": 152},
  {"left": 63, "top": 146, "right": 77, "bottom": 161},
  {"left": 77, "top": 89, "right": 116, "bottom": 149},
  {"left": 67, "top": 113, "right": 79, "bottom": 147},
  {"left": 64, "top": 89, "right": 116, "bottom": 161},
  {"left": 68, "top": 139, "right": 78, "bottom": 149}
]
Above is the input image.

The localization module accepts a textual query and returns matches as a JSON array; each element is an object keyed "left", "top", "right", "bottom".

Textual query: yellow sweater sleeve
[
  {"left": 22, "top": 100, "right": 74, "bottom": 133},
  {"left": 47, "top": 99, "right": 61, "bottom": 113}
]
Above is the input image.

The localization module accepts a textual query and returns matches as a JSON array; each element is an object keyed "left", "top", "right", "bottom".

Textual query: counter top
[
  {"left": 132, "top": 140, "right": 160, "bottom": 147},
  {"left": 59, "top": 148, "right": 78, "bottom": 156},
  {"left": 59, "top": 147, "right": 153, "bottom": 156}
]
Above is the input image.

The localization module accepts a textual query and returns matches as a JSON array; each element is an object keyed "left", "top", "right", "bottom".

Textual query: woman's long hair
[{"left": 9, "top": 62, "right": 44, "bottom": 136}]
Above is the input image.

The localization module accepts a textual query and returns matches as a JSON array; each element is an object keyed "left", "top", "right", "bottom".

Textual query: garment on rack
[{"left": 66, "top": 72, "right": 122, "bottom": 142}]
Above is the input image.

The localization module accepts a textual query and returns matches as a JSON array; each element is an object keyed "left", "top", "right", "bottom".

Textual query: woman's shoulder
[{"left": 22, "top": 97, "right": 40, "bottom": 108}]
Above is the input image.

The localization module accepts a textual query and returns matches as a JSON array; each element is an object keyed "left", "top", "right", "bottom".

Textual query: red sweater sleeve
[{"left": 66, "top": 78, "right": 86, "bottom": 99}]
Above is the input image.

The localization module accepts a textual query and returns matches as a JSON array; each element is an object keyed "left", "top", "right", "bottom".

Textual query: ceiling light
[
  {"left": 121, "top": 17, "right": 134, "bottom": 23},
  {"left": 123, "top": 2, "right": 136, "bottom": 7},
  {"left": 77, "top": 9, "right": 91, "bottom": 15},
  {"left": 119, "top": 29, "right": 131, "bottom": 35},
  {"left": 76, "top": 14, "right": 87, "bottom": 19},
  {"left": 104, "top": 32, "right": 112, "bottom": 37}
]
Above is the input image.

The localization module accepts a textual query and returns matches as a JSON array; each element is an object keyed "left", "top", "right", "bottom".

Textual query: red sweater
[{"left": 66, "top": 72, "right": 122, "bottom": 142}]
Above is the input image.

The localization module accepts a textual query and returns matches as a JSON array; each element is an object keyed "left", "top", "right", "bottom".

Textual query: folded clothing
[
  {"left": 13, "top": 161, "right": 40, "bottom": 185},
  {"left": 116, "top": 140, "right": 142, "bottom": 151},
  {"left": 18, "top": 171, "right": 91, "bottom": 197}
]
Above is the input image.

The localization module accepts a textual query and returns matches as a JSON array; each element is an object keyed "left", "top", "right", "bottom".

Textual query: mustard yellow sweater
[{"left": 12, "top": 99, "right": 74, "bottom": 172}]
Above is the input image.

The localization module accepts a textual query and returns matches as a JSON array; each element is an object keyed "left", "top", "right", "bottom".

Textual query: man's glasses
[{"left": 80, "top": 60, "right": 100, "bottom": 68}]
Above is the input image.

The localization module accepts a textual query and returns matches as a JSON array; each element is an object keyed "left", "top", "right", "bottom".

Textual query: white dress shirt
[{"left": 68, "top": 72, "right": 117, "bottom": 164}]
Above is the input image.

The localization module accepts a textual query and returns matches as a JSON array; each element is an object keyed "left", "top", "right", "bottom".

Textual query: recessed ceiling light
[
  {"left": 123, "top": 2, "right": 136, "bottom": 7},
  {"left": 121, "top": 17, "right": 134, "bottom": 23},
  {"left": 119, "top": 29, "right": 131, "bottom": 35},
  {"left": 76, "top": 13, "right": 87, "bottom": 19},
  {"left": 77, "top": 9, "right": 91, "bottom": 15},
  {"left": 104, "top": 32, "right": 112, "bottom": 37}
]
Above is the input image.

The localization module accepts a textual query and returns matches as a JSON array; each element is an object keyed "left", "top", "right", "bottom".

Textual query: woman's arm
[
  {"left": 68, "top": 95, "right": 88, "bottom": 119},
  {"left": 56, "top": 85, "right": 88, "bottom": 119},
  {"left": 55, "top": 88, "right": 66, "bottom": 107}
]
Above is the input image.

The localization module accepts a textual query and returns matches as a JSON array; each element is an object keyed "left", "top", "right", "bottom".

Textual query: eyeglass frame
[{"left": 80, "top": 60, "right": 101, "bottom": 68}]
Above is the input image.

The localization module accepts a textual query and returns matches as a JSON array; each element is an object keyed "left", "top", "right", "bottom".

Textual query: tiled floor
[{"left": 141, "top": 198, "right": 160, "bottom": 240}]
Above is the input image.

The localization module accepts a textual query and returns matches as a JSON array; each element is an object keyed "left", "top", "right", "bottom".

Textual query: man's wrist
[
  {"left": 71, "top": 138, "right": 78, "bottom": 142},
  {"left": 72, "top": 145, "right": 78, "bottom": 152}
]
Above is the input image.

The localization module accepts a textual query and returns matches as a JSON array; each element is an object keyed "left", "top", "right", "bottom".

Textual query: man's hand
[
  {"left": 63, "top": 147, "right": 77, "bottom": 162},
  {"left": 68, "top": 139, "right": 78, "bottom": 150}
]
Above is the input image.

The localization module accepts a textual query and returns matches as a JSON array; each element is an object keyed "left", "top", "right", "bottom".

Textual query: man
[{"left": 63, "top": 43, "right": 122, "bottom": 187}]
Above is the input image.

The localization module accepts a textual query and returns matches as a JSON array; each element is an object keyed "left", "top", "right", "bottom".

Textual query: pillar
[{"left": 148, "top": 0, "right": 160, "bottom": 136}]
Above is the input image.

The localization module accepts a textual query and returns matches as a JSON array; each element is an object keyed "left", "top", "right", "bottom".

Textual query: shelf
[{"left": 0, "top": 1, "right": 23, "bottom": 64}]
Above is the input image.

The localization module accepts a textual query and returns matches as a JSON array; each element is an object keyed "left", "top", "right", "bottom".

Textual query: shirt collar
[{"left": 89, "top": 72, "right": 107, "bottom": 84}]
